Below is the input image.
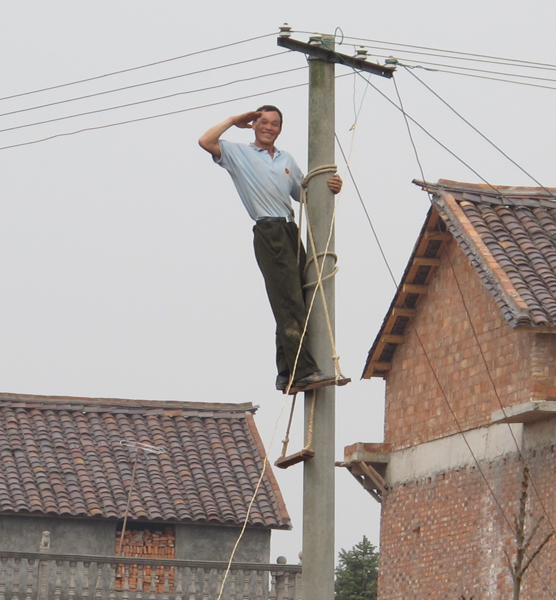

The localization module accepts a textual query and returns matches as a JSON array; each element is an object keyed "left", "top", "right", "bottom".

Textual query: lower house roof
[
  {"left": 363, "top": 179, "right": 556, "bottom": 379},
  {"left": 0, "top": 392, "right": 291, "bottom": 530}
]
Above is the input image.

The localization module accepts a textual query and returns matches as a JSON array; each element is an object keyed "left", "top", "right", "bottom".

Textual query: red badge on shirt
[{"left": 285, "top": 168, "right": 290, "bottom": 174}]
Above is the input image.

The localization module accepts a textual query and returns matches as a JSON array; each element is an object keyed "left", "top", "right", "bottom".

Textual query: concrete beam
[
  {"left": 385, "top": 423, "right": 523, "bottom": 484},
  {"left": 492, "top": 400, "right": 556, "bottom": 424}
]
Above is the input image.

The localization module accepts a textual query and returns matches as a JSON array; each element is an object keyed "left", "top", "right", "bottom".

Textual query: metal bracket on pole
[{"left": 277, "top": 36, "right": 395, "bottom": 79}]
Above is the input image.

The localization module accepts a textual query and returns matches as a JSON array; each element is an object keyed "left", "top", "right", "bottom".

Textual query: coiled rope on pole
[
  {"left": 284, "top": 163, "right": 346, "bottom": 397},
  {"left": 301, "top": 165, "right": 347, "bottom": 380}
]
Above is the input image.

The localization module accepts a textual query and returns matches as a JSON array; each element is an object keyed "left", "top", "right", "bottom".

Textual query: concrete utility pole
[
  {"left": 304, "top": 32, "right": 337, "bottom": 600},
  {"left": 277, "top": 26, "right": 394, "bottom": 600}
]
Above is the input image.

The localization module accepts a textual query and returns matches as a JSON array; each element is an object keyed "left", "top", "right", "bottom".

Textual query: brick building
[{"left": 342, "top": 180, "right": 556, "bottom": 599}]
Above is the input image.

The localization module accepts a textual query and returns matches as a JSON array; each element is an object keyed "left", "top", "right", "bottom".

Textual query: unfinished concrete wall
[
  {"left": 0, "top": 516, "right": 115, "bottom": 555},
  {"left": 384, "top": 240, "right": 542, "bottom": 451},
  {"left": 176, "top": 525, "right": 270, "bottom": 563},
  {"left": 0, "top": 515, "right": 271, "bottom": 564}
]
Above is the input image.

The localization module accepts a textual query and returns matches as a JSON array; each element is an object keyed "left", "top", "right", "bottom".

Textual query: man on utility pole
[{"left": 198, "top": 106, "right": 342, "bottom": 391}]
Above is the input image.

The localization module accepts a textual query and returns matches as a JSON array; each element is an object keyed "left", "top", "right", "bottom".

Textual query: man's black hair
[{"left": 256, "top": 105, "right": 283, "bottom": 128}]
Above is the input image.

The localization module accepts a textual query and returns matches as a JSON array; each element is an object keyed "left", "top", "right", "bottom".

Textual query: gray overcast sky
[{"left": 1, "top": 1, "right": 556, "bottom": 563}]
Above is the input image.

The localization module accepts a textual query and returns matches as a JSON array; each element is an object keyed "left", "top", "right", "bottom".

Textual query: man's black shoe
[
  {"left": 276, "top": 372, "right": 290, "bottom": 391},
  {"left": 294, "top": 371, "right": 336, "bottom": 388}
]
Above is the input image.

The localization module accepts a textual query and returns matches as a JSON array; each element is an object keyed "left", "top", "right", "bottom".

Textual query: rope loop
[
  {"left": 285, "top": 161, "right": 347, "bottom": 393},
  {"left": 301, "top": 164, "right": 338, "bottom": 189},
  {"left": 303, "top": 251, "right": 339, "bottom": 289}
]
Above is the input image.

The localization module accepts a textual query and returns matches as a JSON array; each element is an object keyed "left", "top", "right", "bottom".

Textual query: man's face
[{"left": 252, "top": 111, "right": 282, "bottom": 148}]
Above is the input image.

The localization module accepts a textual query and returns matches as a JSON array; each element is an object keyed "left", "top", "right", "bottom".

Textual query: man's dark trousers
[{"left": 253, "top": 219, "right": 320, "bottom": 380}]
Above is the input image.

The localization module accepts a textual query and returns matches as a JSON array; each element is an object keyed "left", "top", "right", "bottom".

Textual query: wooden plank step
[
  {"left": 284, "top": 377, "right": 351, "bottom": 395},
  {"left": 275, "top": 449, "right": 315, "bottom": 469}
]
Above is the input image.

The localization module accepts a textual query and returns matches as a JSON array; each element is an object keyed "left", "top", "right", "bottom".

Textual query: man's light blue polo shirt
[{"left": 215, "top": 140, "right": 303, "bottom": 221}]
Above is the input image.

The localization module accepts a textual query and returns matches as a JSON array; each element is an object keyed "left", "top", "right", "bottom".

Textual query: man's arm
[{"left": 198, "top": 111, "right": 261, "bottom": 159}]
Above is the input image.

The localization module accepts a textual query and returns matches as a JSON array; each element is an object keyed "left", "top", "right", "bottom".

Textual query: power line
[
  {"left": 0, "top": 65, "right": 307, "bottom": 135},
  {"left": 0, "top": 52, "right": 290, "bottom": 119},
  {"left": 296, "top": 31, "right": 556, "bottom": 91},
  {"left": 0, "top": 81, "right": 310, "bottom": 152},
  {"left": 336, "top": 129, "right": 517, "bottom": 526},
  {"left": 322, "top": 40, "right": 537, "bottom": 203},
  {"left": 335, "top": 134, "right": 396, "bottom": 285},
  {"left": 422, "top": 66, "right": 556, "bottom": 91},
  {"left": 340, "top": 41, "right": 556, "bottom": 74},
  {"left": 387, "top": 56, "right": 556, "bottom": 85},
  {"left": 403, "top": 66, "right": 556, "bottom": 199},
  {"left": 335, "top": 58, "right": 503, "bottom": 197},
  {"left": 0, "top": 32, "right": 278, "bottom": 102},
  {"left": 327, "top": 32, "right": 556, "bottom": 72},
  {"left": 0, "top": 71, "right": 358, "bottom": 152}
]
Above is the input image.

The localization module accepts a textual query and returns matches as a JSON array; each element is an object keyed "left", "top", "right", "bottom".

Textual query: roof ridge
[
  {"left": 415, "top": 178, "right": 556, "bottom": 203},
  {"left": 0, "top": 392, "right": 256, "bottom": 414}
]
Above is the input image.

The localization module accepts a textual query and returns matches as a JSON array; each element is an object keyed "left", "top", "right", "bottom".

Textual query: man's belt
[{"left": 256, "top": 216, "right": 295, "bottom": 224}]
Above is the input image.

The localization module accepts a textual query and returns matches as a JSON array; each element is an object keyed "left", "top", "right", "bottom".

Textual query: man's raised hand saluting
[{"left": 232, "top": 111, "right": 262, "bottom": 129}]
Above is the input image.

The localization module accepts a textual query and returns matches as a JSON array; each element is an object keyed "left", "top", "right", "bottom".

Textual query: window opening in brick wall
[{"left": 115, "top": 523, "right": 176, "bottom": 592}]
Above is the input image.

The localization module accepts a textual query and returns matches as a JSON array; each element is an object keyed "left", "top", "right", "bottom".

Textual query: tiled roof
[
  {"left": 362, "top": 179, "right": 556, "bottom": 378},
  {"left": 0, "top": 393, "right": 290, "bottom": 529},
  {"left": 424, "top": 179, "right": 556, "bottom": 328}
]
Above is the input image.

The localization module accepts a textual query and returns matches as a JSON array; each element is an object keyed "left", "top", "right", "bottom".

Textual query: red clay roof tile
[
  {"left": 425, "top": 180, "right": 556, "bottom": 327},
  {"left": 0, "top": 393, "right": 290, "bottom": 529}
]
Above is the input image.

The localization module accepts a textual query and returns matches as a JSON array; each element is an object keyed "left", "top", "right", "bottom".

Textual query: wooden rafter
[{"left": 362, "top": 208, "right": 450, "bottom": 379}]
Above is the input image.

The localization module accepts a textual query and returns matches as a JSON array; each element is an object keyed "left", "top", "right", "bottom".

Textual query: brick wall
[
  {"left": 379, "top": 449, "right": 556, "bottom": 600},
  {"left": 384, "top": 240, "right": 556, "bottom": 451}
]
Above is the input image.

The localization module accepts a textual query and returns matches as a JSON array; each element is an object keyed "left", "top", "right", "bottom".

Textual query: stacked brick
[{"left": 115, "top": 527, "right": 175, "bottom": 592}]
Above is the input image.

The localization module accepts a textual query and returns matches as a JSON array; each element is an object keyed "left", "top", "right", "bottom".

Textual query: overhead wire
[
  {"left": 311, "top": 31, "right": 556, "bottom": 72},
  {"left": 336, "top": 124, "right": 517, "bottom": 535},
  {"left": 298, "top": 30, "right": 556, "bottom": 90},
  {"left": 342, "top": 42, "right": 556, "bottom": 74},
  {"left": 295, "top": 29, "right": 556, "bottom": 86},
  {"left": 336, "top": 127, "right": 556, "bottom": 598},
  {"left": 381, "top": 57, "right": 556, "bottom": 85},
  {"left": 0, "top": 52, "right": 291, "bottom": 119},
  {"left": 0, "top": 32, "right": 278, "bottom": 102},
  {"left": 403, "top": 66, "right": 556, "bottom": 198},
  {"left": 0, "top": 71, "right": 354, "bottom": 152},
  {"left": 425, "top": 67, "right": 556, "bottom": 91},
  {"left": 0, "top": 81, "right": 307, "bottom": 152},
  {"left": 0, "top": 65, "right": 308, "bottom": 135},
  {"left": 2, "top": 26, "right": 553, "bottom": 589},
  {"left": 338, "top": 63, "right": 506, "bottom": 199}
]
